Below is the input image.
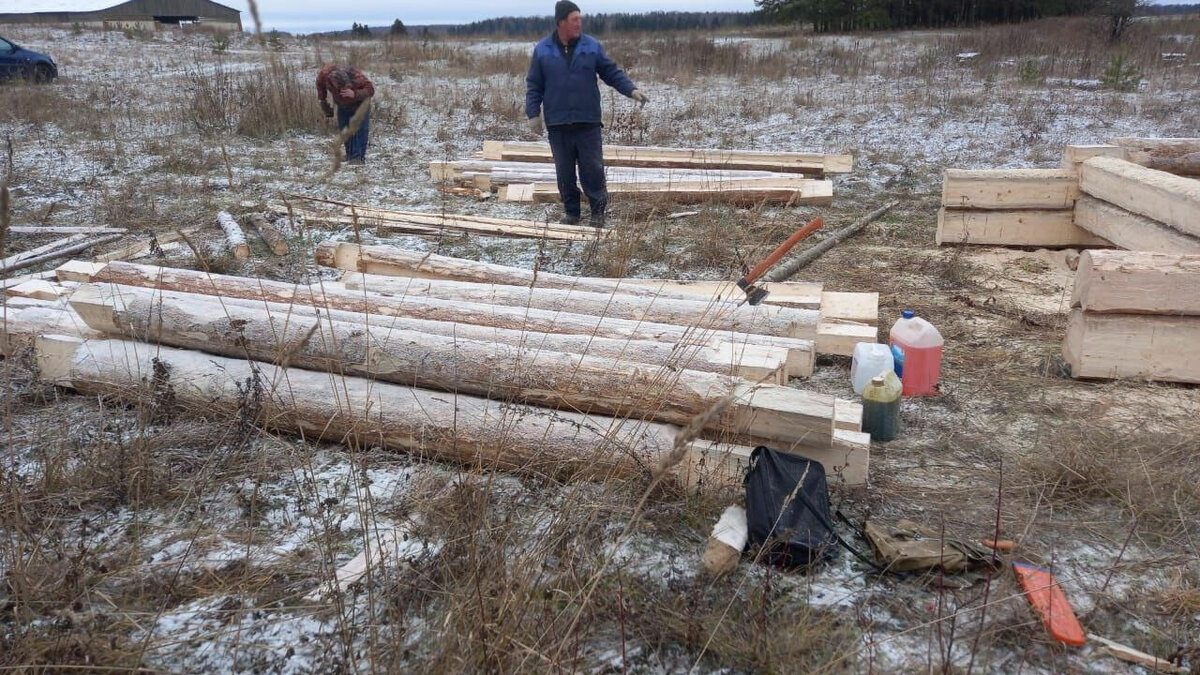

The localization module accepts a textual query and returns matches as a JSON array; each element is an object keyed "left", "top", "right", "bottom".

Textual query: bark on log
[
  {"left": 217, "top": 211, "right": 251, "bottom": 259},
  {"left": 35, "top": 335, "right": 675, "bottom": 481},
  {"left": 339, "top": 271, "right": 817, "bottom": 340},
  {"left": 89, "top": 262, "right": 816, "bottom": 376},
  {"left": 249, "top": 214, "right": 289, "bottom": 255},
  {"left": 69, "top": 284, "right": 834, "bottom": 444}
]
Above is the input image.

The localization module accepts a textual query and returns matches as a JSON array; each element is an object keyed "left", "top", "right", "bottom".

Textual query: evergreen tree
[{"left": 390, "top": 19, "right": 408, "bottom": 36}]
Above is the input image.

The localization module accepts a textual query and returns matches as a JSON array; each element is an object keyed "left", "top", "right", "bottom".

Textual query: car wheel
[{"left": 32, "top": 64, "right": 54, "bottom": 83}]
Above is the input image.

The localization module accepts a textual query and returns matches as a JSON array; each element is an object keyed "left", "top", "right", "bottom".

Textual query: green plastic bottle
[{"left": 862, "top": 371, "right": 902, "bottom": 442}]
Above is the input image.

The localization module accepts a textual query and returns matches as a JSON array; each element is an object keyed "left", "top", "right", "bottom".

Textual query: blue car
[{"left": 0, "top": 35, "right": 57, "bottom": 83}]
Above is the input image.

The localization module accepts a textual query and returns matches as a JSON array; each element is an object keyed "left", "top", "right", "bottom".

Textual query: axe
[{"left": 736, "top": 216, "right": 824, "bottom": 306}]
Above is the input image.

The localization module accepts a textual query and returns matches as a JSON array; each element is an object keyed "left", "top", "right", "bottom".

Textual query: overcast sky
[{"left": 227, "top": 0, "right": 1194, "bottom": 33}]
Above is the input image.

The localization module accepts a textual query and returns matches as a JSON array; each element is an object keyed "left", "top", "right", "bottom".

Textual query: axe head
[{"left": 737, "top": 279, "right": 770, "bottom": 306}]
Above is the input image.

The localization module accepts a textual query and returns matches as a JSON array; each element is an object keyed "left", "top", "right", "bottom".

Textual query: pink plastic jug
[{"left": 889, "top": 310, "right": 943, "bottom": 396}]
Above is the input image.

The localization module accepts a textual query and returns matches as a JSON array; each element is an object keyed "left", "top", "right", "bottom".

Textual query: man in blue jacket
[{"left": 526, "top": 1, "right": 648, "bottom": 227}]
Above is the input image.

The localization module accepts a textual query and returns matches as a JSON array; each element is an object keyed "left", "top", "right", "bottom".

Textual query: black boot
[
  {"left": 560, "top": 213, "right": 581, "bottom": 225},
  {"left": 589, "top": 212, "right": 606, "bottom": 229}
]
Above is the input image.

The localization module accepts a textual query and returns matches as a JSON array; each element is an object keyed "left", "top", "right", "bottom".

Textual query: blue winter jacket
[{"left": 525, "top": 33, "right": 636, "bottom": 127}]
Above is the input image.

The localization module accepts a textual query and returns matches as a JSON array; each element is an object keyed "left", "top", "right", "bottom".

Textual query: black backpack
[{"left": 744, "top": 446, "right": 836, "bottom": 569}]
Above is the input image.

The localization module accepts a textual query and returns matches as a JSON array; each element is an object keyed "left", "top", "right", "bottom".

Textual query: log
[
  {"left": 216, "top": 211, "right": 251, "bottom": 259},
  {"left": 338, "top": 271, "right": 820, "bottom": 340},
  {"left": 0, "top": 270, "right": 55, "bottom": 290},
  {"left": 525, "top": 177, "right": 835, "bottom": 206},
  {"left": 35, "top": 335, "right": 676, "bottom": 481},
  {"left": 936, "top": 208, "right": 1109, "bottom": 248},
  {"left": 1060, "top": 144, "right": 1126, "bottom": 172},
  {"left": 1109, "top": 137, "right": 1200, "bottom": 159},
  {"left": 1142, "top": 152, "right": 1200, "bottom": 177},
  {"left": 941, "top": 169, "right": 1079, "bottom": 209},
  {"left": 95, "top": 229, "right": 197, "bottom": 263},
  {"left": 681, "top": 430, "right": 869, "bottom": 490},
  {"left": 1, "top": 305, "right": 100, "bottom": 355},
  {"left": 1078, "top": 157, "right": 1200, "bottom": 239},
  {"left": 480, "top": 141, "right": 853, "bottom": 174},
  {"left": 766, "top": 200, "right": 897, "bottom": 275},
  {"left": 9, "top": 226, "right": 127, "bottom": 235},
  {"left": 1073, "top": 196, "right": 1200, "bottom": 254},
  {"left": 1072, "top": 250, "right": 1200, "bottom": 315},
  {"left": 69, "top": 283, "right": 834, "bottom": 444},
  {"left": 265, "top": 203, "right": 441, "bottom": 236},
  {"left": 89, "top": 262, "right": 817, "bottom": 376},
  {"left": 431, "top": 159, "right": 782, "bottom": 187},
  {"left": 5, "top": 279, "right": 69, "bottom": 301},
  {"left": 1, "top": 235, "right": 88, "bottom": 272},
  {"left": 75, "top": 281, "right": 789, "bottom": 381},
  {"left": 1063, "top": 309, "right": 1200, "bottom": 384},
  {"left": 2, "top": 234, "right": 124, "bottom": 275},
  {"left": 340, "top": 205, "right": 603, "bottom": 241},
  {"left": 248, "top": 214, "right": 289, "bottom": 255}
]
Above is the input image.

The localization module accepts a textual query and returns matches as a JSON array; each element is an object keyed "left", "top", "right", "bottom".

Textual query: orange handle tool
[{"left": 739, "top": 217, "right": 824, "bottom": 288}]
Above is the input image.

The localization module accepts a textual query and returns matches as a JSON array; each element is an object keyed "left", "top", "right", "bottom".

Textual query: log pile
[
  {"left": 1064, "top": 250, "right": 1200, "bottom": 384},
  {"left": 3, "top": 259, "right": 872, "bottom": 491},
  {"left": 937, "top": 138, "right": 1200, "bottom": 252},
  {"left": 435, "top": 141, "right": 847, "bottom": 206},
  {"left": 314, "top": 242, "right": 879, "bottom": 359}
]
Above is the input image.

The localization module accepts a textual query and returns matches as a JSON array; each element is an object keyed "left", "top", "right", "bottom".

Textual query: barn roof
[{"left": 0, "top": 0, "right": 240, "bottom": 14}]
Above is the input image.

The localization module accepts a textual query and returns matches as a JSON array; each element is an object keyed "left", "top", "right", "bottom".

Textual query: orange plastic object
[
  {"left": 1012, "top": 562, "right": 1086, "bottom": 647},
  {"left": 983, "top": 538, "right": 1017, "bottom": 552}
]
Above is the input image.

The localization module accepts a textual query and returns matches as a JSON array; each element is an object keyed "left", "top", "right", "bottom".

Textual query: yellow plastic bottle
[{"left": 862, "top": 371, "right": 902, "bottom": 442}]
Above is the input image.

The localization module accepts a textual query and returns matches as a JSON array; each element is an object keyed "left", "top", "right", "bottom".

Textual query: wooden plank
[
  {"left": 5, "top": 279, "right": 70, "bottom": 301},
  {"left": 1074, "top": 196, "right": 1200, "bottom": 254},
  {"left": 1086, "top": 634, "right": 1187, "bottom": 674},
  {"left": 0, "top": 270, "right": 56, "bottom": 290},
  {"left": 681, "top": 431, "right": 868, "bottom": 491},
  {"left": 942, "top": 169, "right": 1079, "bottom": 209},
  {"left": 821, "top": 291, "right": 879, "bottom": 325},
  {"left": 481, "top": 141, "right": 852, "bottom": 174},
  {"left": 1060, "top": 144, "right": 1126, "bottom": 171},
  {"left": 1064, "top": 309, "right": 1200, "bottom": 383},
  {"left": 1079, "top": 157, "right": 1200, "bottom": 238},
  {"left": 55, "top": 260, "right": 108, "bottom": 283},
  {"left": 94, "top": 229, "right": 197, "bottom": 263},
  {"left": 1072, "top": 250, "right": 1200, "bottom": 315},
  {"left": 816, "top": 322, "right": 878, "bottom": 357},
  {"left": 936, "top": 208, "right": 1107, "bottom": 248},
  {"left": 526, "top": 177, "right": 834, "bottom": 206},
  {"left": 343, "top": 206, "right": 602, "bottom": 242}
]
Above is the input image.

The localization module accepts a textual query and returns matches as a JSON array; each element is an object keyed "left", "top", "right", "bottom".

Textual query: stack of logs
[
  {"left": 3, "top": 254, "right": 880, "bottom": 492},
  {"left": 432, "top": 141, "right": 852, "bottom": 206},
  {"left": 937, "top": 137, "right": 1200, "bottom": 252},
  {"left": 1065, "top": 250, "right": 1200, "bottom": 384}
]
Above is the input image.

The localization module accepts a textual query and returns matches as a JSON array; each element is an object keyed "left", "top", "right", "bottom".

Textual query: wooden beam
[
  {"left": 1074, "top": 196, "right": 1200, "bottom": 254},
  {"left": 681, "top": 431, "right": 868, "bottom": 491},
  {"left": 35, "top": 335, "right": 680, "bottom": 482},
  {"left": 525, "top": 177, "right": 835, "bottom": 206},
  {"left": 1064, "top": 309, "right": 1200, "bottom": 383},
  {"left": 821, "top": 291, "right": 879, "bottom": 325},
  {"left": 936, "top": 208, "right": 1107, "bottom": 248},
  {"left": 1060, "top": 144, "right": 1126, "bottom": 172},
  {"left": 1072, "top": 250, "right": 1200, "bottom": 315},
  {"left": 942, "top": 169, "right": 1079, "bottom": 209},
  {"left": 70, "top": 283, "right": 830, "bottom": 444},
  {"left": 94, "top": 229, "right": 197, "bottom": 263},
  {"left": 341, "top": 206, "right": 603, "bottom": 242},
  {"left": 1, "top": 305, "right": 100, "bottom": 355},
  {"left": 89, "top": 262, "right": 817, "bottom": 377},
  {"left": 339, "top": 271, "right": 821, "bottom": 340},
  {"left": 816, "top": 322, "right": 879, "bottom": 357},
  {"left": 2, "top": 234, "right": 124, "bottom": 275},
  {"left": 5, "top": 279, "right": 70, "bottom": 301},
  {"left": 1079, "top": 157, "right": 1200, "bottom": 239},
  {"left": 480, "top": 140, "right": 852, "bottom": 174}
]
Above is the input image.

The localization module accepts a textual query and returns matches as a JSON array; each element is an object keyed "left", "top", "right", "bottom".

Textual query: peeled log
[
  {"left": 89, "top": 262, "right": 816, "bottom": 376},
  {"left": 35, "top": 336, "right": 674, "bottom": 481},
  {"left": 216, "top": 211, "right": 251, "bottom": 259},
  {"left": 1, "top": 305, "right": 101, "bottom": 355},
  {"left": 339, "top": 271, "right": 817, "bottom": 340},
  {"left": 70, "top": 284, "right": 832, "bottom": 443}
]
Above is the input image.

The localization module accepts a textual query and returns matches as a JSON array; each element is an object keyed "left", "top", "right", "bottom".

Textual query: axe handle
[{"left": 739, "top": 217, "right": 824, "bottom": 287}]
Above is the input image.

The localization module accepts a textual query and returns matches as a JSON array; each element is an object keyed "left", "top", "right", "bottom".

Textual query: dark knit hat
[{"left": 555, "top": 0, "right": 580, "bottom": 23}]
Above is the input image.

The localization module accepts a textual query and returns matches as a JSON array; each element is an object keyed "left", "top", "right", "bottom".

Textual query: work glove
[
  {"left": 320, "top": 100, "right": 334, "bottom": 118},
  {"left": 528, "top": 115, "right": 544, "bottom": 135},
  {"left": 339, "top": 87, "right": 355, "bottom": 100},
  {"left": 630, "top": 89, "right": 648, "bottom": 106}
]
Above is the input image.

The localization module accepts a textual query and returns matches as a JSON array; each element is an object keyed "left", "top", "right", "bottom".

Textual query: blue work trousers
[{"left": 547, "top": 124, "right": 607, "bottom": 218}]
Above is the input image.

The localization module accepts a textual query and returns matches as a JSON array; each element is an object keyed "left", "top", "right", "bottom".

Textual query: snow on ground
[{"left": 2, "top": 21, "right": 1199, "bottom": 672}]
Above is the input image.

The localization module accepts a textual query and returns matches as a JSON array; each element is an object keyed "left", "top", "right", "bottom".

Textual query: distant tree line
[
  {"left": 448, "top": 11, "right": 769, "bottom": 37},
  {"left": 754, "top": 0, "right": 1188, "bottom": 33}
]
